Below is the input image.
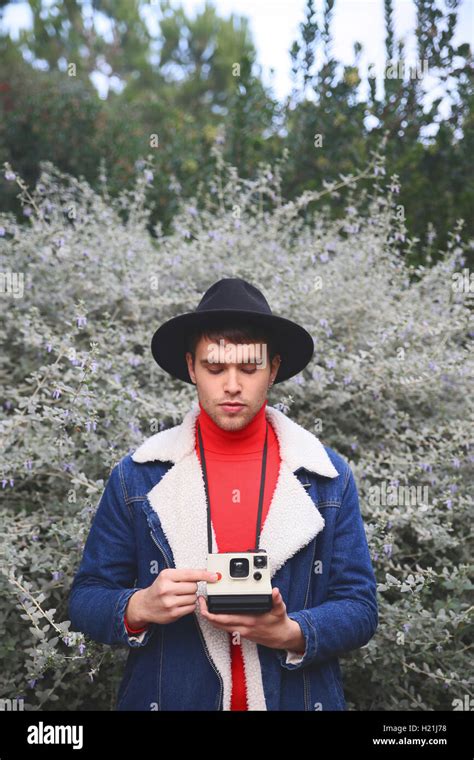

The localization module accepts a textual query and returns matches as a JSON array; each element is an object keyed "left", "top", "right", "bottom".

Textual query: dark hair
[{"left": 186, "top": 320, "right": 279, "bottom": 364}]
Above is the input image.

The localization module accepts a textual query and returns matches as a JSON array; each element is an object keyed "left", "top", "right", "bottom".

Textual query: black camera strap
[{"left": 197, "top": 418, "right": 269, "bottom": 554}]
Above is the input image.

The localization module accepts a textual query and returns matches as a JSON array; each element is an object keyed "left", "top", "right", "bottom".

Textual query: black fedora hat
[{"left": 150, "top": 277, "right": 314, "bottom": 384}]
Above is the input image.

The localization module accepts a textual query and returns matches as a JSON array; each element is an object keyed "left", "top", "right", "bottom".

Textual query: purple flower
[
  {"left": 4, "top": 170, "right": 16, "bottom": 181},
  {"left": 343, "top": 375, "right": 352, "bottom": 385},
  {"left": 350, "top": 442, "right": 358, "bottom": 450},
  {"left": 28, "top": 679, "right": 37, "bottom": 689},
  {"left": 445, "top": 499, "right": 453, "bottom": 510},
  {"left": 24, "top": 460, "right": 33, "bottom": 470},
  {"left": 0, "top": 226, "right": 5, "bottom": 236},
  {"left": 52, "top": 388, "right": 61, "bottom": 399},
  {"left": 403, "top": 623, "right": 411, "bottom": 632},
  {"left": 78, "top": 643, "right": 86, "bottom": 655},
  {"left": 46, "top": 343, "right": 52, "bottom": 352},
  {"left": 76, "top": 316, "right": 87, "bottom": 328},
  {"left": 452, "top": 457, "right": 460, "bottom": 469},
  {"left": 23, "top": 207, "right": 32, "bottom": 217},
  {"left": 144, "top": 170, "right": 154, "bottom": 184},
  {"left": 383, "top": 544, "right": 392, "bottom": 557},
  {"left": 52, "top": 571, "right": 63, "bottom": 581}
]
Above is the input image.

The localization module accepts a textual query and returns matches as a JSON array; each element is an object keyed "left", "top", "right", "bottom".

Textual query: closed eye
[{"left": 207, "top": 367, "right": 257, "bottom": 374}]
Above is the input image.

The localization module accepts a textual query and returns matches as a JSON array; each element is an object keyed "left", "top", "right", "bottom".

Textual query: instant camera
[{"left": 206, "top": 549, "right": 273, "bottom": 614}]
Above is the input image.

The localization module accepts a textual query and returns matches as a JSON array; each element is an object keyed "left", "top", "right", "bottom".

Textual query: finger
[
  {"left": 165, "top": 568, "right": 220, "bottom": 583},
  {"left": 170, "top": 594, "right": 201, "bottom": 607},
  {"left": 171, "top": 582, "right": 200, "bottom": 595}
]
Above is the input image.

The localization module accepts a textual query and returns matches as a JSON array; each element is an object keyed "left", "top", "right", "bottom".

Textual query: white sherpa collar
[
  {"left": 131, "top": 401, "right": 338, "bottom": 711},
  {"left": 132, "top": 400, "right": 338, "bottom": 477}
]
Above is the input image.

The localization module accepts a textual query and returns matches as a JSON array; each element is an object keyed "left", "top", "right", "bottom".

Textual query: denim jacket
[{"left": 68, "top": 401, "right": 378, "bottom": 710}]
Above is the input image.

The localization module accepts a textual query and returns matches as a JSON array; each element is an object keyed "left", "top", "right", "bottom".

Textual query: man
[{"left": 68, "top": 277, "right": 378, "bottom": 711}]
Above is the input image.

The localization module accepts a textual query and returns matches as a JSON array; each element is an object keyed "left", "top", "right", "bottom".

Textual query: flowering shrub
[{"left": 0, "top": 144, "right": 472, "bottom": 710}]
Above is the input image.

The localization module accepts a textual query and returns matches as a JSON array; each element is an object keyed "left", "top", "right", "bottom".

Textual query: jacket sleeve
[
  {"left": 277, "top": 465, "right": 378, "bottom": 669},
  {"left": 68, "top": 461, "right": 154, "bottom": 648}
]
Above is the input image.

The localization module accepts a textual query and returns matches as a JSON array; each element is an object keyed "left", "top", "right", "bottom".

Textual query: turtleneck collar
[{"left": 196, "top": 399, "right": 269, "bottom": 454}]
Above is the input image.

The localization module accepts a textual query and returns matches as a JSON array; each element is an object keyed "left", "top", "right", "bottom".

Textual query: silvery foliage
[{"left": 0, "top": 143, "right": 472, "bottom": 710}]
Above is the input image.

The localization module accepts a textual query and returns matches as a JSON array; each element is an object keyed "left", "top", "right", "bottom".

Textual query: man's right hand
[{"left": 125, "top": 568, "right": 220, "bottom": 628}]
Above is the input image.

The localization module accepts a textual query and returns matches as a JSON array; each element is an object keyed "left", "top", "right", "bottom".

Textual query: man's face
[{"left": 185, "top": 336, "right": 281, "bottom": 431}]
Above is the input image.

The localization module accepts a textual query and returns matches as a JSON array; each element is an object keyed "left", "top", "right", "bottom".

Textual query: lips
[{"left": 220, "top": 403, "right": 245, "bottom": 411}]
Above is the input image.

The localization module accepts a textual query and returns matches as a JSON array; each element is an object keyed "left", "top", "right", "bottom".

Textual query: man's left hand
[{"left": 197, "top": 587, "right": 305, "bottom": 653}]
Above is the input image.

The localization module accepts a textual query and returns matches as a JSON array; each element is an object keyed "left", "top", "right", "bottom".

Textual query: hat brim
[{"left": 150, "top": 309, "right": 314, "bottom": 384}]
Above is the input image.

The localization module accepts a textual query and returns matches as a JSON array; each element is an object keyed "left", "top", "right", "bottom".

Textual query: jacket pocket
[
  {"left": 328, "top": 658, "right": 347, "bottom": 709},
  {"left": 304, "top": 658, "right": 347, "bottom": 711},
  {"left": 116, "top": 630, "right": 163, "bottom": 711},
  {"left": 116, "top": 652, "right": 136, "bottom": 709}
]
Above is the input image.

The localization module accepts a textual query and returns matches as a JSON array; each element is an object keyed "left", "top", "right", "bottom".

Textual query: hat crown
[{"left": 196, "top": 278, "right": 272, "bottom": 315}]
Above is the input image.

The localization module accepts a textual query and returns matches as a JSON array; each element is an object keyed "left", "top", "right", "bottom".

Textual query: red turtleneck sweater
[
  {"left": 194, "top": 399, "right": 280, "bottom": 710},
  {"left": 124, "top": 399, "right": 281, "bottom": 711}
]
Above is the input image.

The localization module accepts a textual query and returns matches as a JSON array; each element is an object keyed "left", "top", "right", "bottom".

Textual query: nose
[{"left": 223, "top": 367, "right": 242, "bottom": 394}]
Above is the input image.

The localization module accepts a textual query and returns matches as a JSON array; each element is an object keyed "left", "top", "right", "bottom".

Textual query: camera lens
[
  {"left": 230, "top": 557, "right": 249, "bottom": 578},
  {"left": 254, "top": 555, "right": 267, "bottom": 568},
  {"left": 253, "top": 572, "right": 262, "bottom": 581}
]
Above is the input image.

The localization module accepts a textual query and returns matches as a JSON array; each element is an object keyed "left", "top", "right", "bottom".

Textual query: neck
[{"left": 196, "top": 399, "right": 268, "bottom": 454}]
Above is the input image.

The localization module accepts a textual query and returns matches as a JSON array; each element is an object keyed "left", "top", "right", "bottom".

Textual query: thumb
[{"left": 272, "top": 587, "right": 285, "bottom": 607}]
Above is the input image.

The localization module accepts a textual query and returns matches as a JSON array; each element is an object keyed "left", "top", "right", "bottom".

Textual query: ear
[
  {"left": 270, "top": 353, "right": 281, "bottom": 382},
  {"left": 185, "top": 351, "right": 196, "bottom": 383}
]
